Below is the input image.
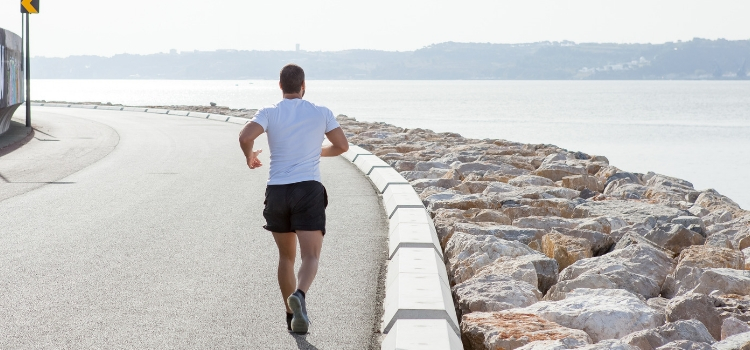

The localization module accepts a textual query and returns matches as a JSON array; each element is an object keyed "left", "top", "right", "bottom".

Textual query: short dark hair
[{"left": 280, "top": 64, "right": 305, "bottom": 94}]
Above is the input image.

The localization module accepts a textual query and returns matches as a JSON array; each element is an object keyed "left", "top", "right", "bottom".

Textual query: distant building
[
  {"left": 170, "top": 49, "right": 177, "bottom": 55},
  {"left": 296, "top": 44, "right": 300, "bottom": 52}
]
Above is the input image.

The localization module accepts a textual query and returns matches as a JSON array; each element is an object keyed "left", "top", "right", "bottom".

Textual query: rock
[
  {"left": 666, "top": 293, "right": 723, "bottom": 340},
  {"left": 644, "top": 223, "right": 705, "bottom": 255},
  {"left": 704, "top": 211, "right": 735, "bottom": 227},
  {"left": 473, "top": 256, "right": 540, "bottom": 288},
  {"left": 512, "top": 254, "right": 560, "bottom": 295},
  {"left": 514, "top": 338, "right": 589, "bottom": 349},
  {"left": 575, "top": 340, "right": 640, "bottom": 349},
  {"left": 461, "top": 312, "right": 592, "bottom": 350},
  {"left": 562, "top": 175, "right": 604, "bottom": 192},
  {"left": 744, "top": 248, "right": 750, "bottom": 270},
  {"left": 686, "top": 268, "right": 750, "bottom": 296},
  {"left": 451, "top": 222, "right": 546, "bottom": 250},
  {"left": 470, "top": 209, "right": 512, "bottom": 224},
  {"left": 694, "top": 189, "right": 744, "bottom": 218},
  {"left": 456, "top": 161, "right": 527, "bottom": 177},
  {"left": 425, "top": 193, "right": 499, "bottom": 211},
  {"left": 533, "top": 163, "right": 588, "bottom": 182},
  {"left": 655, "top": 340, "right": 712, "bottom": 350},
  {"left": 605, "top": 172, "right": 642, "bottom": 187},
  {"left": 605, "top": 179, "right": 649, "bottom": 200},
  {"left": 572, "top": 200, "right": 684, "bottom": 224},
  {"left": 444, "top": 232, "right": 539, "bottom": 285},
  {"left": 547, "top": 244, "right": 675, "bottom": 300},
  {"left": 400, "top": 169, "right": 450, "bottom": 181},
  {"left": 675, "top": 246, "right": 745, "bottom": 270},
  {"left": 514, "top": 216, "right": 582, "bottom": 232},
  {"left": 542, "top": 232, "right": 593, "bottom": 271},
  {"left": 611, "top": 222, "right": 657, "bottom": 244},
  {"left": 452, "top": 274, "right": 541, "bottom": 315},
  {"left": 509, "top": 175, "right": 555, "bottom": 187},
  {"left": 414, "top": 160, "right": 451, "bottom": 171},
  {"left": 647, "top": 297, "right": 670, "bottom": 326},
  {"left": 712, "top": 331, "right": 750, "bottom": 350},
  {"left": 705, "top": 231, "right": 736, "bottom": 249},
  {"left": 553, "top": 227, "right": 615, "bottom": 256},
  {"left": 672, "top": 215, "right": 704, "bottom": 229},
  {"left": 722, "top": 317, "right": 750, "bottom": 341},
  {"left": 517, "top": 288, "right": 663, "bottom": 342},
  {"left": 714, "top": 294, "right": 750, "bottom": 325},
  {"left": 688, "top": 205, "right": 711, "bottom": 218},
  {"left": 662, "top": 267, "right": 750, "bottom": 298},
  {"left": 576, "top": 216, "right": 627, "bottom": 234},
  {"left": 621, "top": 319, "right": 716, "bottom": 350},
  {"left": 411, "top": 178, "right": 461, "bottom": 191}
]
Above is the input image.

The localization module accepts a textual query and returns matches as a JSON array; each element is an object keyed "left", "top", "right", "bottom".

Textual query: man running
[{"left": 238, "top": 64, "right": 349, "bottom": 334}]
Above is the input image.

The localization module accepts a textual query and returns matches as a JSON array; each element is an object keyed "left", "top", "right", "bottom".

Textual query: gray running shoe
[{"left": 287, "top": 291, "right": 309, "bottom": 334}]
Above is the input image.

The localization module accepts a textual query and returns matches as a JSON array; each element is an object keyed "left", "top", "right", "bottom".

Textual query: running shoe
[{"left": 287, "top": 290, "right": 309, "bottom": 334}]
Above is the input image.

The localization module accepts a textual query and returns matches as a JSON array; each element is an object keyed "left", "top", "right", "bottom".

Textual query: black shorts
[{"left": 263, "top": 180, "right": 328, "bottom": 235}]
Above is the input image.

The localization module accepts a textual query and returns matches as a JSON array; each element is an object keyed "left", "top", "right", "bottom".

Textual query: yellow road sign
[{"left": 21, "top": 0, "right": 39, "bottom": 14}]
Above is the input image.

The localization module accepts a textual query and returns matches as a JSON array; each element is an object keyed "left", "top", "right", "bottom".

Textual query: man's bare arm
[
  {"left": 239, "top": 122, "right": 266, "bottom": 169},
  {"left": 321, "top": 127, "right": 349, "bottom": 157}
]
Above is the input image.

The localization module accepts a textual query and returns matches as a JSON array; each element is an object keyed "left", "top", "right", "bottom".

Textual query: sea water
[{"left": 32, "top": 79, "right": 750, "bottom": 209}]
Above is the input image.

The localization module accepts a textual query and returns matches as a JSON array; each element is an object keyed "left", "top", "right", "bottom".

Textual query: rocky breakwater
[{"left": 337, "top": 116, "right": 750, "bottom": 350}]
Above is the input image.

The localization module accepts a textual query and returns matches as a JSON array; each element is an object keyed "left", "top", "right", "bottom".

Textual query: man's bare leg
[
  {"left": 295, "top": 230, "right": 324, "bottom": 293},
  {"left": 272, "top": 232, "right": 297, "bottom": 313}
]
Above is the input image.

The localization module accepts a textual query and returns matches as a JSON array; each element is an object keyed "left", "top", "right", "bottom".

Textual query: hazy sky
[{"left": 1, "top": 0, "right": 749, "bottom": 57}]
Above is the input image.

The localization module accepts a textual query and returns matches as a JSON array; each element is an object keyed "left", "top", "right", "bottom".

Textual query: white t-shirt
[{"left": 250, "top": 98, "right": 340, "bottom": 185}]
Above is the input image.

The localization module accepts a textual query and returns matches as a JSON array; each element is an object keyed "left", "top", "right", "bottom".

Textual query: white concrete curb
[
  {"left": 31, "top": 103, "right": 247, "bottom": 126},
  {"left": 342, "top": 144, "right": 461, "bottom": 349},
  {"left": 33, "top": 103, "right": 461, "bottom": 348},
  {"left": 381, "top": 319, "right": 463, "bottom": 350}
]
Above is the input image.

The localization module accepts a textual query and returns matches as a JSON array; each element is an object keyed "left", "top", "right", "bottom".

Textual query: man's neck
[{"left": 283, "top": 93, "right": 303, "bottom": 99}]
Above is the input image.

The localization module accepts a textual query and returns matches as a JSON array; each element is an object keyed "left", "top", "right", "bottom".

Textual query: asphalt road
[{"left": 0, "top": 107, "right": 388, "bottom": 349}]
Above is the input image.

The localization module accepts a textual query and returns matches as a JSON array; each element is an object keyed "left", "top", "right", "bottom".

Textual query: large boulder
[
  {"left": 621, "top": 319, "right": 716, "bottom": 350},
  {"left": 451, "top": 222, "right": 546, "bottom": 251},
  {"left": 473, "top": 256, "right": 540, "bottom": 288},
  {"left": 665, "top": 293, "right": 723, "bottom": 341},
  {"left": 662, "top": 268, "right": 750, "bottom": 298},
  {"left": 514, "top": 338, "right": 589, "bottom": 349},
  {"left": 654, "top": 340, "right": 712, "bottom": 350},
  {"left": 714, "top": 295, "right": 750, "bottom": 325},
  {"left": 444, "top": 232, "right": 539, "bottom": 285},
  {"left": 516, "top": 288, "right": 663, "bottom": 342},
  {"left": 547, "top": 244, "right": 675, "bottom": 300},
  {"left": 722, "top": 317, "right": 750, "bottom": 341},
  {"left": 572, "top": 200, "right": 685, "bottom": 224},
  {"left": 553, "top": 227, "right": 615, "bottom": 256},
  {"left": 675, "top": 246, "right": 745, "bottom": 270},
  {"left": 561, "top": 174, "right": 604, "bottom": 192},
  {"left": 711, "top": 331, "right": 750, "bottom": 350},
  {"left": 694, "top": 189, "right": 745, "bottom": 219},
  {"left": 509, "top": 175, "right": 555, "bottom": 187},
  {"left": 575, "top": 340, "right": 640, "bottom": 349},
  {"left": 533, "top": 163, "right": 587, "bottom": 182},
  {"left": 541, "top": 232, "right": 593, "bottom": 271},
  {"left": 513, "top": 216, "right": 583, "bottom": 231},
  {"left": 452, "top": 274, "right": 541, "bottom": 316},
  {"left": 461, "top": 312, "right": 592, "bottom": 350},
  {"left": 643, "top": 223, "right": 705, "bottom": 255}
]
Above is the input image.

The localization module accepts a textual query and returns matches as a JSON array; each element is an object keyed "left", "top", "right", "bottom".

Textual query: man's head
[{"left": 279, "top": 64, "right": 305, "bottom": 94}]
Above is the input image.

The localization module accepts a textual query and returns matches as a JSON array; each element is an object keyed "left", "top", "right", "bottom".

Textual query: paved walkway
[{"left": 0, "top": 107, "right": 388, "bottom": 349}]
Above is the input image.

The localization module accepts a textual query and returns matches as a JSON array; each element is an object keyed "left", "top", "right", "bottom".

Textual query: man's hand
[
  {"left": 239, "top": 122, "right": 265, "bottom": 169},
  {"left": 247, "top": 149, "right": 263, "bottom": 169}
]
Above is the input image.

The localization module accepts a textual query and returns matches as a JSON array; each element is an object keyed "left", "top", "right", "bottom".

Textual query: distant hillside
[{"left": 32, "top": 39, "right": 750, "bottom": 80}]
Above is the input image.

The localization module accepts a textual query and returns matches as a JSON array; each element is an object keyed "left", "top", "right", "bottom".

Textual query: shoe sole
[{"left": 287, "top": 294, "right": 309, "bottom": 334}]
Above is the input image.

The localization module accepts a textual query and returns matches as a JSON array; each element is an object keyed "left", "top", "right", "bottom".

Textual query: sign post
[{"left": 21, "top": 0, "right": 39, "bottom": 128}]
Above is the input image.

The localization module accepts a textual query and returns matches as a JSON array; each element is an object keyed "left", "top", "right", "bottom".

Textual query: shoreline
[
  {"left": 334, "top": 114, "right": 749, "bottom": 348},
  {"left": 29, "top": 102, "right": 750, "bottom": 348}
]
